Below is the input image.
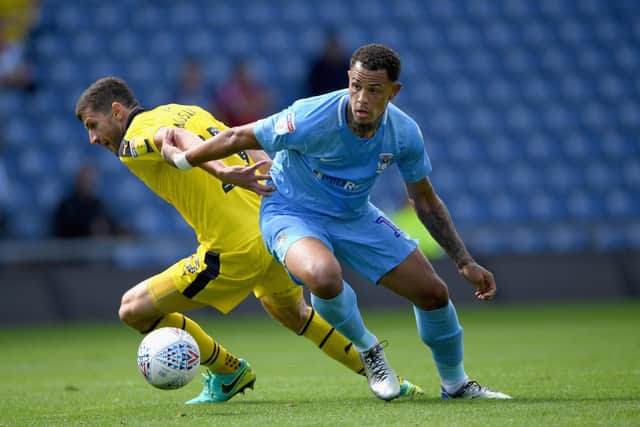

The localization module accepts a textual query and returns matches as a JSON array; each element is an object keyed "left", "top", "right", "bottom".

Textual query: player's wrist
[
  {"left": 174, "top": 152, "right": 193, "bottom": 170},
  {"left": 456, "top": 256, "right": 474, "bottom": 270}
]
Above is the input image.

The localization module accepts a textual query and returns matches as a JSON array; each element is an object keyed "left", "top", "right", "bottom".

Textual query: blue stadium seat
[
  {"left": 623, "top": 160, "right": 640, "bottom": 189},
  {"left": 107, "top": 31, "right": 143, "bottom": 62},
  {"left": 566, "top": 190, "right": 604, "bottom": 220},
  {"left": 561, "top": 131, "right": 595, "bottom": 160},
  {"left": 3, "top": 115, "right": 32, "bottom": 149},
  {"left": 222, "top": 28, "right": 256, "bottom": 58},
  {"left": 260, "top": 28, "right": 296, "bottom": 53},
  {"left": 600, "top": 131, "right": 637, "bottom": 160},
  {"left": 449, "top": 194, "right": 489, "bottom": 224},
  {"left": 55, "top": 147, "right": 89, "bottom": 181},
  {"left": 605, "top": 189, "right": 640, "bottom": 218},
  {"left": 524, "top": 131, "right": 562, "bottom": 162},
  {"left": 547, "top": 224, "right": 589, "bottom": 253},
  {"left": 506, "top": 163, "right": 537, "bottom": 194},
  {"left": 92, "top": 2, "right": 126, "bottom": 31},
  {"left": 341, "top": 27, "right": 371, "bottom": 52},
  {"left": 614, "top": 43, "right": 640, "bottom": 72},
  {"left": 467, "top": 165, "right": 501, "bottom": 194},
  {"left": 390, "top": 0, "right": 426, "bottom": 22},
  {"left": 585, "top": 162, "right": 622, "bottom": 191},
  {"left": 545, "top": 163, "right": 583, "bottom": 195},
  {"left": 528, "top": 192, "right": 567, "bottom": 222},
  {"left": 508, "top": 226, "right": 548, "bottom": 254},
  {"left": 200, "top": 2, "right": 237, "bottom": 28},
  {"left": 8, "top": 208, "right": 48, "bottom": 240},
  {"left": 129, "top": 4, "right": 167, "bottom": 32},
  {"left": 484, "top": 76, "right": 518, "bottom": 109},
  {"left": 316, "top": 1, "right": 351, "bottom": 25},
  {"left": 54, "top": 3, "right": 90, "bottom": 31},
  {"left": 619, "top": 100, "right": 640, "bottom": 129},
  {"left": 466, "top": 225, "right": 508, "bottom": 255},
  {"left": 280, "top": 1, "right": 314, "bottom": 25},
  {"left": 169, "top": 2, "right": 202, "bottom": 28},
  {"left": 295, "top": 27, "right": 326, "bottom": 56},
  {"left": 183, "top": 29, "right": 215, "bottom": 58},
  {"left": 372, "top": 25, "right": 406, "bottom": 49},
  {"left": 244, "top": 1, "right": 278, "bottom": 25},
  {"left": 488, "top": 192, "right": 529, "bottom": 223},
  {"left": 429, "top": 165, "right": 463, "bottom": 195}
]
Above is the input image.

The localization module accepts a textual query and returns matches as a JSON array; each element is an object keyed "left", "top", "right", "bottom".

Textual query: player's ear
[
  {"left": 389, "top": 82, "right": 402, "bottom": 100},
  {"left": 111, "top": 101, "right": 124, "bottom": 119}
]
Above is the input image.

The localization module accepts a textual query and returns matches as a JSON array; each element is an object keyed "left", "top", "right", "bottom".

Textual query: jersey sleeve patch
[
  {"left": 274, "top": 111, "right": 296, "bottom": 135},
  {"left": 121, "top": 138, "right": 153, "bottom": 158}
]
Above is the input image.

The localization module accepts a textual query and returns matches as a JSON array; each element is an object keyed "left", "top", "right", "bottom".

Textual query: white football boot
[
  {"left": 441, "top": 380, "right": 512, "bottom": 400},
  {"left": 359, "top": 341, "right": 401, "bottom": 401}
]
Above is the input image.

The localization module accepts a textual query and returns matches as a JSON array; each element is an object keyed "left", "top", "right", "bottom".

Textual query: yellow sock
[
  {"left": 151, "top": 313, "right": 241, "bottom": 374},
  {"left": 298, "top": 309, "right": 365, "bottom": 376}
]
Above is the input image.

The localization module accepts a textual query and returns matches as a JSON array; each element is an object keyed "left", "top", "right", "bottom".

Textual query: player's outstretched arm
[
  {"left": 157, "top": 126, "right": 274, "bottom": 196},
  {"left": 405, "top": 178, "right": 497, "bottom": 301},
  {"left": 162, "top": 123, "right": 263, "bottom": 168}
]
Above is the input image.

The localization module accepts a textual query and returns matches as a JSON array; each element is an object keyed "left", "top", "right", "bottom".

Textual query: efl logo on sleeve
[
  {"left": 274, "top": 112, "right": 296, "bottom": 135},
  {"left": 130, "top": 138, "right": 153, "bottom": 157}
]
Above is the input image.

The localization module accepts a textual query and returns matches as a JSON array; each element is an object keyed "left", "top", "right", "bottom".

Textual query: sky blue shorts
[{"left": 260, "top": 193, "right": 418, "bottom": 284}]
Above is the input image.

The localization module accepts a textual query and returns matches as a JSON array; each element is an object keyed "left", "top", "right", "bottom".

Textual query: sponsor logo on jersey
[
  {"left": 185, "top": 255, "right": 201, "bottom": 274},
  {"left": 274, "top": 112, "right": 296, "bottom": 135},
  {"left": 312, "top": 169, "right": 361, "bottom": 191}
]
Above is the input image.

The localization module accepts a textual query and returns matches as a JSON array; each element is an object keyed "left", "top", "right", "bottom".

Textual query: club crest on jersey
[
  {"left": 274, "top": 112, "right": 296, "bottom": 135},
  {"left": 376, "top": 153, "right": 394, "bottom": 174}
]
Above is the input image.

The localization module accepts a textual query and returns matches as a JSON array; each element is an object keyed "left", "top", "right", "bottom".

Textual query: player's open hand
[
  {"left": 458, "top": 262, "right": 497, "bottom": 301},
  {"left": 161, "top": 128, "right": 184, "bottom": 167},
  {"left": 218, "top": 161, "right": 275, "bottom": 196}
]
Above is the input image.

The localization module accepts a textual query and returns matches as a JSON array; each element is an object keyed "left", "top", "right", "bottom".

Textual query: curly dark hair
[
  {"left": 75, "top": 77, "right": 140, "bottom": 121},
  {"left": 350, "top": 43, "right": 401, "bottom": 82}
]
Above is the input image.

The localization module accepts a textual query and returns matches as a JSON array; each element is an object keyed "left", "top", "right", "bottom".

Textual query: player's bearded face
[
  {"left": 347, "top": 63, "right": 401, "bottom": 132},
  {"left": 83, "top": 110, "right": 123, "bottom": 155}
]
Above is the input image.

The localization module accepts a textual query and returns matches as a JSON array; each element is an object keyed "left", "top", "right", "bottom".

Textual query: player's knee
[
  {"left": 303, "top": 263, "right": 342, "bottom": 298},
  {"left": 412, "top": 275, "right": 449, "bottom": 310},
  {"left": 118, "top": 300, "right": 137, "bottom": 327},
  {"left": 118, "top": 292, "right": 145, "bottom": 328}
]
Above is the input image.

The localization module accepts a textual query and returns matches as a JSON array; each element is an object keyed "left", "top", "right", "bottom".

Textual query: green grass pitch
[{"left": 1, "top": 301, "right": 638, "bottom": 426}]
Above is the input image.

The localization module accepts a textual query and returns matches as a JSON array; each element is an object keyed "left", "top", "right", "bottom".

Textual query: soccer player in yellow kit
[{"left": 75, "top": 77, "right": 422, "bottom": 404}]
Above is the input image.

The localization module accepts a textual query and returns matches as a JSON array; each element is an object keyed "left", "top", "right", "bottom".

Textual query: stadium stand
[{"left": 1, "top": 0, "right": 638, "bottom": 256}]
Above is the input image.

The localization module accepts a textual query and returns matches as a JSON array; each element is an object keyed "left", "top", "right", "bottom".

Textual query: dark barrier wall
[{"left": 1, "top": 252, "right": 639, "bottom": 325}]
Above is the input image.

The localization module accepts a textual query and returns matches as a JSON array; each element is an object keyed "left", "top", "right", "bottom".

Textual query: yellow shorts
[{"left": 146, "top": 237, "right": 301, "bottom": 314}]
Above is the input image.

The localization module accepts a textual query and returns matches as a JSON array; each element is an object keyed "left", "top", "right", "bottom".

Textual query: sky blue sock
[
  {"left": 311, "top": 281, "right": 378, "bottom": 352},
  {"left": 414, "top": 300, "right": 468, "bottom": 391}
]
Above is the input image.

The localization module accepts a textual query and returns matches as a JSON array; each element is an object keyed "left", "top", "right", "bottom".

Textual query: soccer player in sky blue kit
[{"left": 163, "top": 43, "right": 511, "bottom": 401}]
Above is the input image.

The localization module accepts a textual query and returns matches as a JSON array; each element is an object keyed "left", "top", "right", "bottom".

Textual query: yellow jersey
[{"left": 119, "top": 104, "right": 262, "bottom": 252}]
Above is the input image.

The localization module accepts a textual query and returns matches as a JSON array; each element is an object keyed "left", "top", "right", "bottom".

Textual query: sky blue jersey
[{"left": 254, "top": 89, "right": 432, "bottom": 218}]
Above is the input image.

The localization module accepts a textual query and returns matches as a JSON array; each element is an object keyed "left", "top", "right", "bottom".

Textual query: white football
[{"left": 137, "top": 327, "right": 200, "bottom": 390}]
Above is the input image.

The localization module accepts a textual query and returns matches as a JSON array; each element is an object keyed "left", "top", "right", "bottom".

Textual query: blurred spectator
[
  {"left": 212, "top": 59, "right": 272, "bottom": 126},
  {"left": 305, "top": 33, "right": 349, "bottom": 96},
  {"left": 0, "top": 0, "right": 38, "bottom": 92},
  {"left": 52, "top": 164, "right": 126, "bottom": 238},
  {"left": 173, "top": 57, "right": 210, "bottom": 107}
]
